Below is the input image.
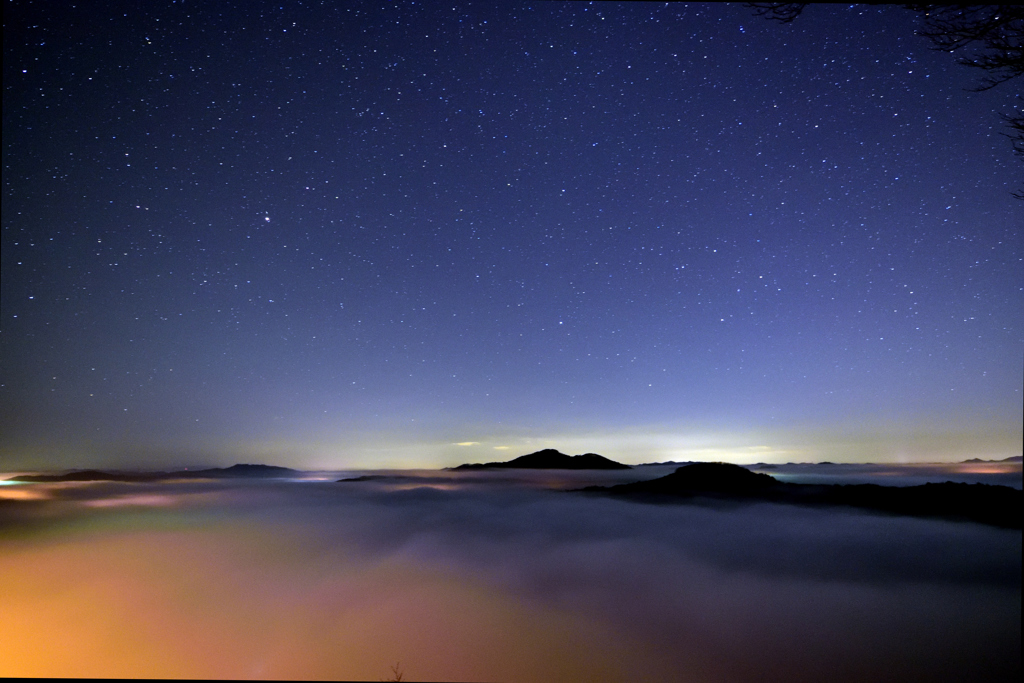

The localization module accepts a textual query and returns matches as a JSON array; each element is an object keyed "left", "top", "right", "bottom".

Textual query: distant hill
[
  {"left": 605, "top": 462, "right": 776, "bottom": 494},
  {"left": 453, "top": 448, "right": 631, "bottom": 470},
  {"left": 581, "top": 462, "right": 1021, "bottom": 529},
  {"left": 6, "top": 463, "right": 298, "bottom": 483},
  {"left": 191, "top": 463, "right": 298, "bottom": 478},
  {"left": 963, "top": 456, "right": 1023, "bottom": 463},
  {"left": 4, "top": 469, "right": 163, "bottom": 483}
]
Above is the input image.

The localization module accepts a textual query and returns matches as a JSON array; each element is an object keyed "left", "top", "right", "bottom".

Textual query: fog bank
[{"left": 1, "top": 472, "right": 1019, "bottom": 681}]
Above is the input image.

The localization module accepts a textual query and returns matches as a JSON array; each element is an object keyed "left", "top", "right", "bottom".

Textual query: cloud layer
[{"left": 2, "top": 472, "right": 1020, "bottom": 681}]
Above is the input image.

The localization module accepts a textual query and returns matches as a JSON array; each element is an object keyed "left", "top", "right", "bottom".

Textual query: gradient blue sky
[{"left": 2, "top": 2, "right": 1021, "bottom": 469}]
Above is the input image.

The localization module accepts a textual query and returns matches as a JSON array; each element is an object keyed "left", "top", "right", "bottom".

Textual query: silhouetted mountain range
[
  {"left": 962, "top": 456, "right": 1022, "bottom": 463},
  {"left": 451, "top": 448, "right": 631, "bottom": 470},
  {"left": 6, "top": 463, "right": 297, "bottom": 483},
  {"left": 581, "top": 462, "right": 1021, "bottom": 528}
]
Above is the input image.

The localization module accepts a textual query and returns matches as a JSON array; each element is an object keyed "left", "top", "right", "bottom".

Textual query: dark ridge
[
  {"left": 5, "top": 469, "right": 165, "bottom": 483},
  {"left": 451, "top": 448, "right": 631, "bottom": 470},
  {"left": 580, "top": 462, "right": 1021, "bottom": 529},
  {"left": 187, "top": 463, "right": 298, "bottom": 478},
  {"left": 963, "top": 455, "right": 1022, "bottom": 463},
  {"left": 336, "top": 475, "right": 385, "bottom": 482},
  {"left": 605, "top": 462, "right": 776, "bottom": 494},
  {"left": 6, "top": 463, "right": 298, "bottom": 483}
]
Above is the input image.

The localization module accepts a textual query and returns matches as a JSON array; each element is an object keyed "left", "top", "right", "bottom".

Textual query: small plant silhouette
[{"left": 381, "top": 661, "right": 404, "bottom": 681}]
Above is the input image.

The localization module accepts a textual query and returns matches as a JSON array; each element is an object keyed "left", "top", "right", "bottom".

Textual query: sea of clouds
[{"left": 1, "top": 466, "right": 1020, "bottom": 682}]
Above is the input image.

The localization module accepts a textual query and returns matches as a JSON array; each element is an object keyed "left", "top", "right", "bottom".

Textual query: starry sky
[{"left": 2, "top": 1, "right": 1021, "bottom": 470}]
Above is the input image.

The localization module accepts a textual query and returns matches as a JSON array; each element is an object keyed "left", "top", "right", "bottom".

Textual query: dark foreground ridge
[
  {"left": 580, "top": 462, "right": 1022, "bottom": 529},
  {"left": 451, "top": 448, "right": 631, "bottom": 470},
  {"left": 6, "top": 463, "right": 298, "bottom": 483}
]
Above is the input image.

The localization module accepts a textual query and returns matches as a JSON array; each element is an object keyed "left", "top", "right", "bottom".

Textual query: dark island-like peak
[
  {"left": 581, "top": 462, "right": 1021, "bottom": 529},
  {"left": 453, "top": 448, "right": 631, "bottom": 470},
  {"left": 662, "top": 462, "right": 777, "bottom": 491},
  {"left": 603, "top": 462, "right": 777, "bottom": 495},
  {"left": 197, "top": 463, "right": 298, "bottom": 477}
]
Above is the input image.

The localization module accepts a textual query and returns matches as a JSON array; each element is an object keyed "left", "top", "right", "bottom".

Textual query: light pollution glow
[
  {"left": 2, "top": 421, "right": 1019, "bottom": 472},
  {"left": 0, "top": 529, "right": 625, "bottom": 681}
]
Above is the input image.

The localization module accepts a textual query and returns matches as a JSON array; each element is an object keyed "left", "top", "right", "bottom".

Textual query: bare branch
[
  {"left": 746, "top": 3, "right": 809, "bottom": 24},
  {"left": 906, "top": 5, "right": 1024, "bottom": 91},
  {"left": 749, "top": 3, "right": 1024, "bottom": 196}
]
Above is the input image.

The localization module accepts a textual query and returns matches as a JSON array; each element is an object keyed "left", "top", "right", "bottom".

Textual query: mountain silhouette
[
  {"left": 963, "top": 455, "right": 1023, "bottom": 463},
  {"left": 6, "top": 463, "right": 298, "bottom": 483},
  {"left": 4, "top": 469, "right": 163, "bottom": 483},
  {"left": 582, "top": 462, "right": 1021, "bottom": 529},
  {"left": 609, "top": 462, "right": 776, "bottom": 493},
  {"left": 194, "top": 463, "right": 297, "bottom": 478},
  {"left": 452, "top": 448, "right": 631, "bottom": 470}
]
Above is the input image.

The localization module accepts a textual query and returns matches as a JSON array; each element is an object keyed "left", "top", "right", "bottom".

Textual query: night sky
[{"left": 3, "top": 1, "right": 1021, "bottom": 469}]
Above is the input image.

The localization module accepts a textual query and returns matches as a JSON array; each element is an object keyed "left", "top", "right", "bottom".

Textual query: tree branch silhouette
[{"left": 748, "top": 4, "right": 1024, "bottom": 195}]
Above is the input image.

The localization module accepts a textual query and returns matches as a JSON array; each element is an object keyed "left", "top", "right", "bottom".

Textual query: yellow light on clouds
[{"left": 0, "top": 524, "right": 638, "bottom": 682}]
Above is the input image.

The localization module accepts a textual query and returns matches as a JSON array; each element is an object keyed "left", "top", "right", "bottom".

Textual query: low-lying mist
[{"left": 1, "top": 467, "right": 1020, "bottom": 682}]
